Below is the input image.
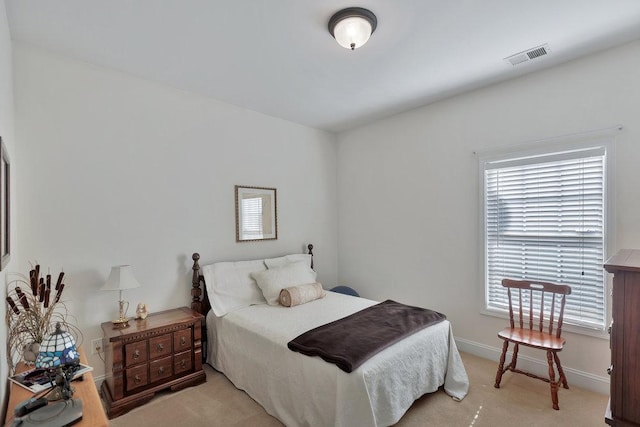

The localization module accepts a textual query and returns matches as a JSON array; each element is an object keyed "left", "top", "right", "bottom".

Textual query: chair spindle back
[{"left": 502, "top": 279, "right": 572, "bottom": 339}]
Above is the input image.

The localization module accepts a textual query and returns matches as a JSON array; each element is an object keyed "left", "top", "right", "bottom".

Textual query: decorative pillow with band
[
  {"left": 279, "top": 282, "right": 326, "bottom": 307},
  {"left": 251, "top": 261, "right": 318, "bottom": 306}
]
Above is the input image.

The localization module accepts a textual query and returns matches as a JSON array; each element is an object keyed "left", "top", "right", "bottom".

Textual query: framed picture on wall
[
  {"left": 1, "top": 137, "right": 10, "bottom": 270},
  {"left": 235, "top": 185, "right": 277, "bottom": 242}
]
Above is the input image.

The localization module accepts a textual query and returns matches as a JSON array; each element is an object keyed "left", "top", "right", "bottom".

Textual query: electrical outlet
[{"left": 91, "top": 338, "right": 103, "bottom": 355}]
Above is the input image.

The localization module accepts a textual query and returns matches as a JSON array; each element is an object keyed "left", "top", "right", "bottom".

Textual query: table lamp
[
  {"left": 35, "top": 322, "right": 79, "bottom": 370},
  {"left": 101, "top": 265, "right": 142, "bottom": 329}
]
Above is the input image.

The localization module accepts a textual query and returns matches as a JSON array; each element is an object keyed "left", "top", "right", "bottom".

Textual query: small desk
[{"left": 4, "top": 347, "right": 108, "bottom": 427}]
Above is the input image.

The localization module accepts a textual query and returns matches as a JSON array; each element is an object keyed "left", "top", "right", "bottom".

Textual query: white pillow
[
  {"left": 251, "top": 261, "right": 317, "bottom": 305},
  {"left": 201, "top": 259, "right": 267, "bottom": 317},
  {"left": 264, "top": 253, "right": 312, "bottom": 269}
]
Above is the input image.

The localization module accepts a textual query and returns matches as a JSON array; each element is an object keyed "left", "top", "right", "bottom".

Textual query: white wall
[
  {"left": 0, "top": 0, "right": 15, "bottom": 413},
  {"left": 337, "top": 39, "right": 640, "bottom": 393},
  {"left": 12, "top": 44, "right": 338, "bottom": 378}
]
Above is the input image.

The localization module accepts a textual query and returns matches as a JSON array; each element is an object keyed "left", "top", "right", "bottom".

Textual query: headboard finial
[
  {"left": 191, "top": 253, "right": 203, "bottom": 313},
  {"left": 308, "top": 244, "right": 314, "bottom": 270}
]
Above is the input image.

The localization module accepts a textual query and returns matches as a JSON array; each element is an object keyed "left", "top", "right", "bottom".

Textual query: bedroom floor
[{"left": 107, "top": 352, "right": 608, "bottom": 426}]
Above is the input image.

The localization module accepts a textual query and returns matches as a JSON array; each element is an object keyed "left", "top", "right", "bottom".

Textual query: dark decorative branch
[
  {"left": 44, "top": 286, "right": 51, "bottom": 308},
  {"left": 45, "top": 274, "right": 51, "bottom": 308},
  {"left": 16, "top": 287, "right": 30, "bottom": 310},
  {"left": 30, "top": 270, "right": 38, "bottom": 296},
  {"left": 6, "top": 296, "right": 19, "bottom": 315},
  {"left": 55, "top": 272, "right": 64, "bottom": 290},
  {"left": 55, "top": 283, "right": 65, "bottom": 303},
  {"left": 39, "top": 278, "right": 45, "bottom": 303}
]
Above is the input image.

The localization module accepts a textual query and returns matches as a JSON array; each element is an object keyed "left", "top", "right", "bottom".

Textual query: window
[{"left": 481, "top": 138, "right": 614, "bottom": 330}]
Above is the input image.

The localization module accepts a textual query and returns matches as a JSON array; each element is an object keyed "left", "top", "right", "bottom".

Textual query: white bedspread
[{"left": 207, "top": 292, "right": 469, "bottom": 427}]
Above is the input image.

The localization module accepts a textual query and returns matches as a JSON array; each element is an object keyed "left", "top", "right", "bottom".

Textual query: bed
[{"left": 189, "top": 246, "right": 468, "bottom": 427}]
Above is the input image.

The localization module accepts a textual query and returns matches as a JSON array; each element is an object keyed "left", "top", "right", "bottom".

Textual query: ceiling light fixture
[{"left": 328, "top": 7, "right": 377, "bottom": 51}]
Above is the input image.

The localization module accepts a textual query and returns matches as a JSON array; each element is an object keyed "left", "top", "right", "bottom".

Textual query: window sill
[{"left": 481, "top": 307, "right": 609, "bottom": 340}]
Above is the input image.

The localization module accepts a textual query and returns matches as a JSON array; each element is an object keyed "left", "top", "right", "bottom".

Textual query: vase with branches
[{"left": 5, "top": 265, "right": 82, "bottom": 374}]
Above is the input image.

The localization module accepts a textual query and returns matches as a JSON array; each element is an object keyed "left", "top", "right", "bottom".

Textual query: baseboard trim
[
  {"left": 93, "top": 373, "right": 105, "bottom": 388},
  {"left": 454, "top": 336, "right": 610, "bottom": 395}
]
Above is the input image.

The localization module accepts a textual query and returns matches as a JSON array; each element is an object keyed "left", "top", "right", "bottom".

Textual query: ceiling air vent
[{"left": 505, "top": 44, "right": 550, "bottom": 66}]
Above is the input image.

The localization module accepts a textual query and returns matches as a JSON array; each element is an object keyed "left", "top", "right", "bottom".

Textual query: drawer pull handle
[
  {"left": 133, "top": 349, "right": 140, "bottom": 359},
  {"left": 180, "top": 359, "right": 187, "bottom": 368},
  {"left": 181, "top": 337, "right": 187, "bottom": 346},
  {"left": 134, "top": 375, "right": 142, "bottom": 384},
  {"left": 607, "top": 365, "right": 614, "bottom": 375},
  {"left": 157, "top": 343, "right": 164, "bottom": 352},
  {"left": 158, "top": 366, "right": 164, "bottom": 375}
]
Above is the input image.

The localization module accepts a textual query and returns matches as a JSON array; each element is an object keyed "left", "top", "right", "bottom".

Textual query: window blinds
[
  {"left": 484, "top": 147, "right": 606, "bottom": 329},
  {"left": 241, "top": 197, "right": 264, "bottom": 239}
]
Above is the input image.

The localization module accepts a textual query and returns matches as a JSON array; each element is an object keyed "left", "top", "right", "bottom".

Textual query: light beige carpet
[{"left": 108, "top": 352, "right": 608, "bottom": 426}]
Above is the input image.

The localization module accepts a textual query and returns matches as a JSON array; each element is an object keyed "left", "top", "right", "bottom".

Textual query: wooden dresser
[
  {"left": 604, "top": 249, "right": 640, "bottom": 426},
  {"left": 101, "top": 307, "right": 206, "bottom": 419}
]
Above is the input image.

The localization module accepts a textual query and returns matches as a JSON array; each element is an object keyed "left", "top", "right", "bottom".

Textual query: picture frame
[
  {"left": 0, "top": 137, "right": 9, "bottom": 270},
  {"left": 235, "top": 185, "right": 277, "bottom": 242}
]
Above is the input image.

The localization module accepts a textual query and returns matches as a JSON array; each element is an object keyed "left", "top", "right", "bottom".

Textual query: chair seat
[{"left": 498, "top": 327, "right": 565, "bottom": 350}]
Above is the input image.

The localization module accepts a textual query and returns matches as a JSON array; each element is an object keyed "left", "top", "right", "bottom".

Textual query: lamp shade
[
  {"left": 101, "top": 265, "right": 142, "bottom": 291},
  {"left": 328, "top": 7, "right": 377, "bottom": 50},
  {"left": 35, "top": 323, "right": 78, "bottom": 369}
]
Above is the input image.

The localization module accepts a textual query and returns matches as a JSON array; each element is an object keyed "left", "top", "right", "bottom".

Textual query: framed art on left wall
[{"left": 1, "top": 136, "right": 10, "bottom": 270}]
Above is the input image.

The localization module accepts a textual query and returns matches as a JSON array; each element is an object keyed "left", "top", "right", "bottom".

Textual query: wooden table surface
[{"left": 4, "top": 347, "right": 109, "bottom": 427}]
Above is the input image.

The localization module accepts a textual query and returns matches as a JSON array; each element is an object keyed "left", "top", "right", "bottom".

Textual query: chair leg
[
  {"left": 495, "top": 340, "right": 509, "bottom": 388},
  {"left": 546, "top": 351, "right": 559, "bottom": 410},
  {"left": 553, "top": 352, "right": 569, "bottom": 389},
  {"left": 508, "top": 343, "right": 519, "bottom": 370}
]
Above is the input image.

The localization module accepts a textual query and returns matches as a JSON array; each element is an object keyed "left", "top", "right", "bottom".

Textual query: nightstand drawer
[
  {"left": 174, "top": 350, "right": 192, "bottom": 375},
  {"left": 125, "top": 341, "right": 148, "bottom": 366},
  {"left": 174, "top": 329, "right": 192, "bottom": 351},
  {"left": 126, "top": 364, "right": 149, "bottom": 392},
  {"left": 149, "top": 333, "right": 172, "bottom": 359},
  {"left": 150, "top": 356, "right": 173, "bottom": 383}
]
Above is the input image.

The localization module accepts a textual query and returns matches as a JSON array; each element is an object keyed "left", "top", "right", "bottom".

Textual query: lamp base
[
  {"left": 111, "top": 317, "right": 130, "bottom": 329},
  {"left": 18, "top": 398, "right": 83, "bottom": 427},
  {"left": 47, "top": 384, "right": 76, "bottom": 402}
]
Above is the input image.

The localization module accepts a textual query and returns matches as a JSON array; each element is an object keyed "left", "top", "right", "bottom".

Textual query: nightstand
[
  {"left": 100, "top": 306, "right": 206, "bottom": 419},
  {"left": 4, "top": 347, "right": 108, "bottom": 427}
]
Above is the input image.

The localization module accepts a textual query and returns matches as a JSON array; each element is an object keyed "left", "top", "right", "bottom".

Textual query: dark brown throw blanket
[{"left": 287, "top": 300, "right": 446, "bottom": 373}]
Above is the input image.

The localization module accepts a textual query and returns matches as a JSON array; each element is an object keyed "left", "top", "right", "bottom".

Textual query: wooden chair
[{"left": 494, "top": 279, "right": 572, "bottom": 410}]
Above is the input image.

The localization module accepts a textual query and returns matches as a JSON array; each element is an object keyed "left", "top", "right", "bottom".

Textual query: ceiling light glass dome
[{"left": 328, "top": 7, "right": 377, "bottom": 50}]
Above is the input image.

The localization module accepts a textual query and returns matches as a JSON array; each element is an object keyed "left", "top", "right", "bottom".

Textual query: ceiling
[{"left": 6, "top": 1, "right": 640, "bottom": 133}]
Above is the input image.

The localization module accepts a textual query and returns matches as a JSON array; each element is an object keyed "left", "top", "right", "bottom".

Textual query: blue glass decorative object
[{"left": 35, "top": 323, "right": 79, "bottom": 369}]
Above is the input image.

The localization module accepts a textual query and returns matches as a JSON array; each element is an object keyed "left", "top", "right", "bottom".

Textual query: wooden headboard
[{"left": 190, "top": 244, "right": 314, "bottom": 317}]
